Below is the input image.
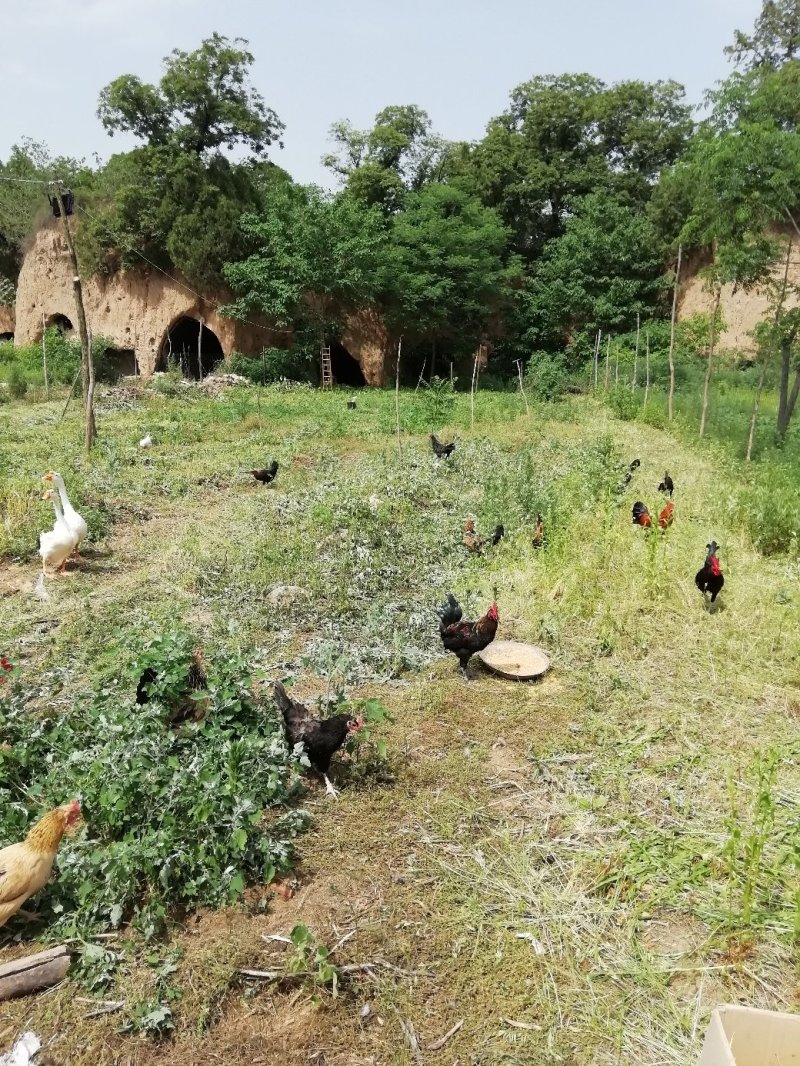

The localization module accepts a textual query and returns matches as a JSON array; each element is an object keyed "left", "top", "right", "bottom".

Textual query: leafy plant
[
  {"left": 8, "top": 363, "right": 27, "bottom": 398},
  {"left": 287, "top": 923, "right": 340, "bottom": 996}
]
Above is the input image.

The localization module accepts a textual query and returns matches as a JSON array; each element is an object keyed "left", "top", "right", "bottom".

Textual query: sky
[{"left": 0, "top": 0, "right": 761, "bottom": 187}]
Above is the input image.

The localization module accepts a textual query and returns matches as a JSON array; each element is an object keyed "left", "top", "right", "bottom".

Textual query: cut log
[{"left": 0, "top": 946, "right": 71, "bottom": 1001}]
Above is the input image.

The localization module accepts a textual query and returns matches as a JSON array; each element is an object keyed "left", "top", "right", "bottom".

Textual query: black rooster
[
  {"left": 491, "top": 524, "right": 505, "bottom": 546},
  {"left": 695, "top": 541, "right": 724, "bottom": 604},
  {"left": 430, "top": 433, "right": 456, "bottom": 459},
  {"left": 136, "top": 646, "right": 209, "bottom": 725},
  {"left": 438, "top": 592, "right": 499, "bottom": 679},
  {"left": 247, "top": 460, "right": 279, "bottom": 485},
  {"left": 274, "top": 681, "right": 363, "bottom": 799},
  {"left": 632, "top": 501, "right": 652, "bottom": 528},
  {"left": 658, "top": 471, "right": 674, "bottom": 497}
]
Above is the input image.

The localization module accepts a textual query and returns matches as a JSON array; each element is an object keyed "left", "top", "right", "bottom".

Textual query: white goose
[
  {"left": 44, "top": 471, "right": 88, "bottom": 558},
  {"left": 39, "top": 489, "right": 78, "bottom": 574}
]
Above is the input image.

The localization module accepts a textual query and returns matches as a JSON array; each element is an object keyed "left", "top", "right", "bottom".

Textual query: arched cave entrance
[
  {"left": 46, "top": 313, "right": 74, "bottom": 336},
  {"left": 330, "top": 341, "right": 366, "bottom": 387},
  {"left": 158, "top": 317, "right": 224, "bottom": 379},
  {"left": 104, "top": 347, "right": 138, "bottom": 379},
  {"left": 0, "top": 332, "right": 13, "bottom": 343}
]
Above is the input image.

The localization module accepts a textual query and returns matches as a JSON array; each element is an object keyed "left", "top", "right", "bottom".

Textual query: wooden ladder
[{"left": 321, "top": 346, "right": 333, "bottom": 389}]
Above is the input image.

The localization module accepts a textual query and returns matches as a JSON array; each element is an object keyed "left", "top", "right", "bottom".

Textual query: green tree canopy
[
  {"left": 726, "top": 0, "right": 800, "bottom": 70},
  {"left": 323, "top": 105, "right": 449, "bottom": 211},
  {"left": 455, "top": 74, "right": 692, "bottom": 258},
  {"left": 97, "top": 33, "right": 283, "bottom": 158},
  {"left": 529, "top": 192, "right": 667, "bottom": 350}
]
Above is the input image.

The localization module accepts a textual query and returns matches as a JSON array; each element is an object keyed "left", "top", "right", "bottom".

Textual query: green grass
[{"left": 0, "top": 380, "right": 798, "bottom": 1065}]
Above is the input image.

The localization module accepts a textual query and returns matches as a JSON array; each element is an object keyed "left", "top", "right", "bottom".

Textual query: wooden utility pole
[
  {"left": 667, "top": 244, "right": 682, "bottom": 422},
  {"left": 699, "top": 286, "right": 722, "bottom": 439},
  {"left": 52, "top": 183, "right": 96, "bottom": 451}
]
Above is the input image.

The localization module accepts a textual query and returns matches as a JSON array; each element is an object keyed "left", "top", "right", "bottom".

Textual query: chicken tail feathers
[
  {"left": 273, "top": 681, "right": 292, "bottom": 714},
  {"left": 438, "top": 592, "right": 463, "bottom": 631}
]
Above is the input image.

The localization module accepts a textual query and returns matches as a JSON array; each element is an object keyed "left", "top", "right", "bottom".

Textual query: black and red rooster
[
  {"left": 695, "top": 541, "right": 724, "bottom": 605},
  {"left": 438, "top": 592, "right": 499, "bottom": 679}
]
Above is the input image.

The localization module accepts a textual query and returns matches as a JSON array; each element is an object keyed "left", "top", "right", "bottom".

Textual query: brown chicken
[
  {"left": 0, "top": 800, "right": 81, "bottom": 928},
  {"left": 463, "top": 518, "right": 482, "bottom": 553},
  {"left": 136, "top": 646, "right": 209, "bottom": 725},
  {"left": 274, "top": 682, "right": 363, "bottom": 799}
]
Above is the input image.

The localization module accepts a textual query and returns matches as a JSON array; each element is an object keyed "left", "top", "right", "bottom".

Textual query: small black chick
[
  {"left": 629, "top": 459, "right": 641, "bottom": 470},
  {"left": 347, "top": 399, "right": 356, "bottom": 410},
  {"left": 274, "top": 681, "right": 362, "bottom": 799},
  {"left": 657, "top": 471, "right": 674, "bottom": 497},
  {"left": 491, "top": 524, "right": 505, "bottom": 546},
  {"left": 247, "top": 460, "right": 279, "bottom": 485},
  {"left": 430, "top": 433, "right": 456, "bottom": 459},
  {"left": 695, "top": 541, "right": 724, "bottom": 604}
]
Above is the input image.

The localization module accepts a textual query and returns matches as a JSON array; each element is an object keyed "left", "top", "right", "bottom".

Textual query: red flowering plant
[{"left": 0, "top": 656, "right": 14, "bottom": 684}]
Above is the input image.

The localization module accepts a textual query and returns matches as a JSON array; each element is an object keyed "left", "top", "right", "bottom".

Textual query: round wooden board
[{"left": 478, "top": 640, "right": 551, "bottom": 681}]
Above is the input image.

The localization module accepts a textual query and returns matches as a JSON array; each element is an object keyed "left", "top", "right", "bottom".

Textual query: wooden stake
[
  {"left": 52, "top": 183, "right": 96, "bottom": 451},
  {"left": 699, "top": 286, "right": 721, "bottom": 439},
  {"left": 395, "top": 336, "right": 402, "bottom": 458},
  {"left": 593, "top": 330, "right": 601, "bottom": 388},
  {"left": 470, "top": 349, "right": 480, "bottom": 429},
  {"left": 644, "top": 330, "right": 651, "bottom": 408},
  {"left": 632, "top": 312, "right": 640, "bottom": 390},
  {"left": 41, "top": 312, "right": 49, "bottom": 398},
  {"left": 198, "top": 317, "right": 204, "bottom": 380},
  {"left": 667, "top": 244, "right": 682, "bottom": 422},
  {"left": 614, "top": 338, "right": 619, "bottom": 386},
  {"left": 604, "top": 335, "right": 610, "bottom": 390},
  {"left": 747, "top": 239, "right": 792, "bottom": 463},
  {"left": 415, "top": 358, "right": 427, "bottom": 393},
  {"left": 515, "top": 359, "right": 530, "bottom": 415}
]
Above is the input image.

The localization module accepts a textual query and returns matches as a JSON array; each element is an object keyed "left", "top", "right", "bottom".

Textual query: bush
[
  {"left": 8, "top": 364, "right": 27, "bottom": 398},
  {"left": 607, "top": 385, "right": 638, "bottom": 421},
  {"left": 229, "top": 347, "right": 314, "bottom": 384},
  {"left": 525, "top": 351, "right": 569, "bottom": 401},
  {"left": 739, "top": 477, "right": 800, "bottom": 556}
]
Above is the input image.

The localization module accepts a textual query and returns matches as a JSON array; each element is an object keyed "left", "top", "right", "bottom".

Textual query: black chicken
[
  {"left": 632, "top": 501, "right": 652, "bottom": 528},
  {"left": 629, "top": 459, "right": 641, "bottom": 471},
  {"left": 658, "top": 471, "right": 674, "bottom": 497},
  {"left": 247, "top": 460, "right": 279, "bottom": 485},
  {"left": 136, "top": 646, "right": 209, "bottom": 724},
  {"left": 532, "top": 513, "right": 545, "bottom": 548},
  {"left": 274, "top": 681, "right": 363, "bottom": 799},
  {"left": 695, "top": 541, "right": 724, "bottom": 604},
  {"left": 491, "top": 524, "right": 505, "bottom": 546},
  {"left": 430, "top": 433, "right": 456, "bottom": 459},
  {"left": 438, "top": 592, "right": 499, "bottom": 679}
]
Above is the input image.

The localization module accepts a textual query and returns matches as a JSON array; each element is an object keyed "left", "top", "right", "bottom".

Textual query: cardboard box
[{"left": 698, "top": 1005, "right": 800, "bottom": 1065}]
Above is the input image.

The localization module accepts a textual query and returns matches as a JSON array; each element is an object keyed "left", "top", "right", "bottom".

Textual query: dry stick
[
  {"left": 632, "top": 312, "right": 640, "bottom": 389},
  {"left": 470, "top": 349, "right": 480, "bottom": 429},
  {"left": 414, "top": 358, "right": 427, "bottom": 393},
  {"left": 614, "top": 337, "right": 619, "bottom": 385},
  {"left": 52, "top": 183, "right": 96, "bottom": 451},
  {"left": 59, "top": 366, "right": 82, "bottom": 422},
  {"left": 394, "top": 336, "right": 402, "bottom": 459},
  {"left": 644, "top": 330, "right": 651, "bottom": 408},
  {"left": 667, "top": 244, "right": 682, "bottom": 421},
  {"left": 604, "top": 335, "right": 610, "bottom": 390},
  {"left": 86, "top": 325, "right": 96, "bottom": 448},
  {"left": 699, "top": 286, "right": 722, "bottom": 439},
  {"left": 515, "top": 359, "right": 530, "bottom": 415},
  {"left": 593, "top": 330, "right": 601, "bottom": 388},
  {"left": 747, "top": 238, "right": 792, "bottom": 463}
]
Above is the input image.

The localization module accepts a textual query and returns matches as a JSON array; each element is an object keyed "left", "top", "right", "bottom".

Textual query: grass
[{"left": 0, "top": 379, "right": 798, "bottom": 1065}]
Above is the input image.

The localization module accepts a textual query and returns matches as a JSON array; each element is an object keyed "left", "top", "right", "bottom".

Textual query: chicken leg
[{"left": 323, "top": 774, "right": 340, "bottom": 800}]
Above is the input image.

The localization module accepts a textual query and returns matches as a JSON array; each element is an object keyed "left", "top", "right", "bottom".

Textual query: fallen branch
[
  {"left": 427, "top": 1018, "right": 463, "bottom": 1051},
  {"left": 399, "top": 1018, "right": 423, "bottom": 1064},
  {"left": 0, "top": 946, "right": 71, "bottom": 1002}
]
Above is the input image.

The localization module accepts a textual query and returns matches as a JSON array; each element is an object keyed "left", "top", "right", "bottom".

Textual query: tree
[
  {"left": 726, "top": 0, "right": 800, "bottom": 70},
  {"left": 456, "top": 75, "right": 692, "bottom": 257},
  {"left": 97, "top": 34, "right": 283, "bottom": 159},
  {"left": 223, "top": 178, "right": 388, "bottom": 345},
  {"left": 381, "top": 183, "right": 520, "bottom": 356},
  {"left": 529, "top": 193, "right": 667, "bottom": 351},
  {"left": 323, "top": 105, "right": 449, "bottom": 211}
]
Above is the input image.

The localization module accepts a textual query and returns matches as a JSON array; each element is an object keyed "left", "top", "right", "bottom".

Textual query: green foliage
[
  {"left": 606, "top": 384, "right": 638, "bottom": 421},
  {"left": 287, "top": 924, "right": 340, "bottom": 995},
  {"left": 525, "top": 350, "right": 570, "bottom": 401},
  {"left": 97, "top": 34, "right": 283, "bottom": 159},
  {"left": 419, "top": 375, "right": 457, "bottom": 425},
  {"left": 228, "top": 347, "right": 314, "bottom": 384},
  {"left": 739, "top": 474, "right": 800, "bottom": 554},
  {"left": 225, "top": 180, "right": 387, "bottom": 334},
  {"left": 8, "top": 363, "right": 27, "bottom": 398},
  {"left": 725, "top": 0, "right": 800, "bottom": 70},
  {"left": 0, "top": 638, "right": 306, "bottom": 937},
  {"left": 530, "top": 193, "right": 667, "bottom": 349}
]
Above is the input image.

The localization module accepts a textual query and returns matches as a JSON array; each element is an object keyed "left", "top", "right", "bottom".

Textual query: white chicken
[
  {"left": 139, "top": 434, "right": 153, "bottom": 448},
  {"left": 39, "top": 489, "right": 77, "bottom": 575},
  {"left": 43, "top": 471, "right": 88, "bottom": 558}
]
